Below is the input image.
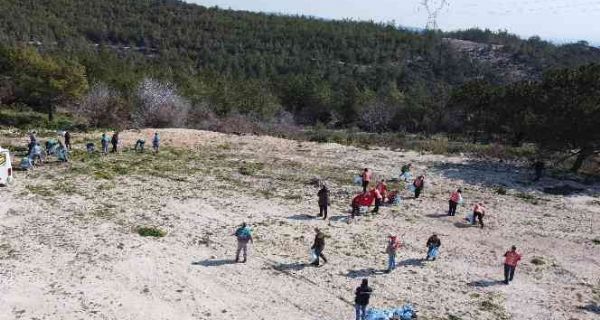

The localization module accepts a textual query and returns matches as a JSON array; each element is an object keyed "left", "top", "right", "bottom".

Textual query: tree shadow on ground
[
  {"left": 346, "top": 268, "right": 387, "bottom": 278},
  {"left": 578, "top": 303, "right": 600, "bottom": 314},
  {"left": 397, "top": 258, "right": 425, "bottom": 267},
  {"left": 287, "top": 214, "right": 316, "bottom": 221},
  {"left": 273, "top": 262, "right": 307, "bottom": 272},
  {"left": 430, "top": 160, "right": 599, "bottom": 196},
  {"left": 191, "top": 259, "right": 237, "bottom": 267},
  {"left": 426, "top": 213, "right": 450, "bottom": 218},
  {"left": 454, "top": 221, "right": 477, "bottom": 229},
  {"left": 467, "top": 279, "right": 505, "bottom": 288},
  {"left": 329, "top": 215, "right": 350, "bottom": 222}
]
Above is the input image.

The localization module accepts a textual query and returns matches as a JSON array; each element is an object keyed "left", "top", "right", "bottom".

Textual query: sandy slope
[{"left": 0, "top": 129, "right": 598, "bottom": 320}]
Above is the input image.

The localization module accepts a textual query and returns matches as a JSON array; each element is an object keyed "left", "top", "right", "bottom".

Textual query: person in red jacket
[
  {"left": 448, "top": 188, "right": 462, "bottom": 216},
  {"left": 503, "top": 245, "right": 522, "bottom": 284},
  {"left": 376, "top": 179, "right": 388, "bottom": 199},
  {"left": 351, "top": 192, "right": 374, "bottom": 219}
]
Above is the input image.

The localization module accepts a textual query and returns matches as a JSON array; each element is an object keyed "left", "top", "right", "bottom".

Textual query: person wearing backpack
[
  {"left": 503, "top": 246, "right": 522, "bottom": 284},
  {"left": 385, "top": 235, "right": 402, "bottom": 273},
  {"left": 413, "top": 175, "right": 425, "bottom": 199},
  {"left": 448, "top": 188, "right": 462, "bottom": 216},
  {"left": 354, "top": 279, "right": 373, "bottom": 320},
  {"left": 234, "top": 223, "right": 253, "bottom": 263},
  {"left": 317, "top": 185, "right": 330, "bottom": 219}
]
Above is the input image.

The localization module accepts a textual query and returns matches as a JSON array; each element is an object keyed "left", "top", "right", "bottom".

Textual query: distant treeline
[{"left": 0, "top": 0, "right": 598, "bottom": 170}]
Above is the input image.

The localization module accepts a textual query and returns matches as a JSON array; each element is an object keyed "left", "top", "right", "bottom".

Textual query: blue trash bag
[
  {"left": 353, "top": 175, "right": 363, "bottom": 186},
  {"left": 57, "top": 147, "right": 69, "bottom": 162},
  {"left": 392, "top": 304, "right": 415, "bottom": 320},
  {"left": 408, "top": 184, "right": 416, "bottom": 192},
  {"left": 393, "top": 196, "right": 402, "bottom": 206},
  {"left": 20, "top": 157, "right": 33, "bottom": 170},
  {"left": 427, "top": 246, "right": 439, "bottom": 259},
  {"left": 366, "top": 309, "right": 391, "bottom": 320}
]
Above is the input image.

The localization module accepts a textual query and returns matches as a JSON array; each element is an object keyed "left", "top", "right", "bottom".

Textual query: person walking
[
  {"left": 385, "top": 235, "right": 402, "bottom": 273},
  {"left": 371, "top": 187, "right": 383, "bottom": 214},
  {"left": 101, "top": 133, "right": 110, "bottom": 155},
  {"left": 152, "top": 132, "right": 160, "bottom": 153},
  {"left": 425, "top": 234, "right": 441, "bottom": 261},
  {"left": 310, "top": 228, "right": 327, "bottom": 266},
  {"left": 448, "top": 188, "right": 462, "bottom": 216},
  {"left": 234, "top": 223, "right": 253, "bottom": 263},
  {"left": 64, "top": 131, "right": 71, "bottom": 150},
  {"left": 317, "top": 185, "right": 330, "bottom": 219},
  {"left": 503, "top": 245, "right": 522, "bottom": 284},
  {"left": 354, "top": 279, "right": 373, "bottom": 320},
  {"left": 413, "top": 175, "right": 425, "bottom": 199},
  {"left": 472, "top": 202, "right": 486, "bottom": 228},
  {"left": 361, "top": 168, "right": 372, "bottom": 193},
  {"left": 111, "top": 131, "right": 119, "bottom": 153}
]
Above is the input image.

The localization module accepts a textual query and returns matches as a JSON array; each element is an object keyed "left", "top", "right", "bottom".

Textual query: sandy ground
[{"left": 0, "top": 128, "right": 599, "bottom": 320}]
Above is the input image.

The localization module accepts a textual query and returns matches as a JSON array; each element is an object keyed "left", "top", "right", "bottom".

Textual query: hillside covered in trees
[{"left": 0, "top": 0, "right": 599, "bottom": 170}]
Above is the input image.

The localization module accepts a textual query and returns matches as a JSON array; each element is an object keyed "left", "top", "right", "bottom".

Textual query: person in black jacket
[
  {"left": 317, "top": 185, "right": 330, "bottom": 219},
  {"left": 310, "top": 228, "right": 327, "bottom": 266},
  {"left": 111, "top": 131, "right": 119, "bottom": 153},
  {"left": 354, "top": 279, "right": 373, "bottom": 320},
  {"left": 425, "top": 234, "right": 441, "bottom": 261},
  {"left": 64, "top": 131, "right": 71, "bottom": 150}
]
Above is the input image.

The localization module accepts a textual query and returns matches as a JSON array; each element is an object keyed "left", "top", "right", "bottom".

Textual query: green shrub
[
  {"left": 531, "top": 257, "right": 545, "bottom": 265},
  {"left": 239, "top": 162, "right": 264, "bottom": 176},
  {"left": 137, "top": 227, "right": 166, "bottom": 237}
]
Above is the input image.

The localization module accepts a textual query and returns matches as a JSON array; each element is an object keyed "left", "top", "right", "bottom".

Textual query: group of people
[
  {"left": 230, "top": 162, "right": 523, "bottom": 320},
  {"left": 96, "top": 131, "right": 161, "bottom": 155},
  {"left": 23, "top": 131, "right": 71, "bottom": 168}
]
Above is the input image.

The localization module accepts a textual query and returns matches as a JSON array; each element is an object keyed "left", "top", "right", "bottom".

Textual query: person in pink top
[
  {"left": 472, "top": 202, "right": 486, "bottom": 228},
  {"left": 371, "top": 187, "right": 383, "bottom": 213},
  {"left": 448, "top": 188, "right": 462, "bottom": 216},
  {"left": 503, "top": 245, "right": 522, "bottom": 284}
]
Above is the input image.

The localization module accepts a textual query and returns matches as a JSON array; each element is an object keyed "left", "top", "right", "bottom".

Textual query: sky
[{"left": 187, "top": 0, "right": 600, "bottom": 45}]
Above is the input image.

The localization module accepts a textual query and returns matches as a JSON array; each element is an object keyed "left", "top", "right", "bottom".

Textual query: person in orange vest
[
  {"left": 371, "top": 187, "right": 383, "bottom": 214},
  {"left": 472, "top": 202, "right": 486, "bottom": 228},
  {"left": 448, "top": 188, "right": 462, "bottom": 216},
  {"left": 413, "top": 175, "right": 425, "bottom": 199},
  {"left": 503, "top": 246, "right": 522, "bottom": 284},
  {"left": 361, "top": 168, "right": 372, "bottom": 193}
]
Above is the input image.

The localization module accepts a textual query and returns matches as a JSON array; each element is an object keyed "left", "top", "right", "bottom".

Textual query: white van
[{"left": 0, "top": 147, "right": 13, "bottom": 186}]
